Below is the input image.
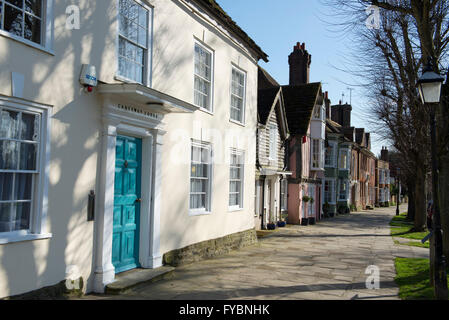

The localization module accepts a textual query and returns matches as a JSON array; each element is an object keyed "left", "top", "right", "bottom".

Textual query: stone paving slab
[{"left": 82, "top": 204, "right": 424, "bottom": 300}]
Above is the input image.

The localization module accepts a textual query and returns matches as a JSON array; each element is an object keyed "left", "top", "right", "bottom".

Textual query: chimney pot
[{"left": 289, "top": 42, "right": 311, "bottom": 85}]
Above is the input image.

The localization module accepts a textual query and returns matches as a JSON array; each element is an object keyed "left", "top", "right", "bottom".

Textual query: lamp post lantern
[{"left": 417, "top": 57, "right": 448, "bottom": 300}]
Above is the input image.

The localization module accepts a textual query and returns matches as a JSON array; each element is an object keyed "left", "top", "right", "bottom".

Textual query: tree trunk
[
  {"left": 430, "top": 234, "right": 435, "bottom": 287},
  {"left": 407, "top": 180, "right": 416, "bottom": 221},
  {"left": 414, "top": 166, "right": 427, "bottom": 232}
]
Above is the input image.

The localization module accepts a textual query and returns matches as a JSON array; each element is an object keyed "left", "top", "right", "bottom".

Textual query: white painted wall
[{"left": 0, "top": 0, "right": 260, "bottom": 297}]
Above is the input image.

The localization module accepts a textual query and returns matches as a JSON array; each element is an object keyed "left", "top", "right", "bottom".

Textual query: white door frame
[{"left": 93, "top": 99, "right": 166, "bottom": 293}]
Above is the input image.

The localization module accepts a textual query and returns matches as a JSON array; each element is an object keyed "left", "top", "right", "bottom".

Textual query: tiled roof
[
  {"left": 195, "top": 0, "right": 269, "bottom": 62},
  {"left": 258, "top": 87, "right": 281, "bottom": 125},
  {"left": 281, "top": 83, "right": 321, "bottom": 135},
  {"left": 326, "top": 118, "right": 342, "bottom": 133},
  {"left": 258, "top": 66, "right": 280, "bottom": 90}
]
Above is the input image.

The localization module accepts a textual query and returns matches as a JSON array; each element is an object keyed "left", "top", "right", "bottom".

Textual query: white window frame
[
  {"left": 189, "top": 140, "right": 212, "bottom": 216},
  {"left": 0, "top": 95, "right": 52, "bottom": 244},
  {"left": 116, "top": 0, "right": 153, "bottom": 86},
  {"left": 229, "top": 149, "right": 244, "bottom": 211},
  {"left": 268, "top": 124, "right": 277, "bottom": 161},
  {"left": 311, "top": 138, "right": 323, "bottom": 170},
  {"left": 324, "top": 179, "right": 336, "bottom": 205},
  {"left": 229, "top": 65, "right": 246, "bottom": 125},
  {"left": 0, "top": 0, "right": 54, "bottom": 54},
  {"left": 325, "top": 141, "right": 337, "bottom": 168},
  {"left": 193, "top": 41, "right": 214, "bottom": 113}
]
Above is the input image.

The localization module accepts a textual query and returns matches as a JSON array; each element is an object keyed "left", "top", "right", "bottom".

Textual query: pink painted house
[
  {"left": 283, "top": 43, "right": 326, "bottom": 225},
  {"left": 255, "top": 43, "right": 326, "bottom": 226}
]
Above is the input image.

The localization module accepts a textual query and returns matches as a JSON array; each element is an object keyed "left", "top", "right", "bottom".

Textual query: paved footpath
[{"left": 85, "top": 205, "right": 428, "bottom": 300}]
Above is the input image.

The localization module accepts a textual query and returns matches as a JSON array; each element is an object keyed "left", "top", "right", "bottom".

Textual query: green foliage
[{"left": 390, "top": 212, "right": 429, "bottom": 244}]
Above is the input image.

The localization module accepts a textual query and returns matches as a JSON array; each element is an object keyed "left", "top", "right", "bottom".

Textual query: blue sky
[{"left": 218, "top": 0, "right": 386, "bottom": 157}]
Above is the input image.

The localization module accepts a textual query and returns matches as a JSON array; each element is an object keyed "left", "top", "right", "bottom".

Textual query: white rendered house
[{"left": 0, "top": 0, "right": 267, "bottom": 297}]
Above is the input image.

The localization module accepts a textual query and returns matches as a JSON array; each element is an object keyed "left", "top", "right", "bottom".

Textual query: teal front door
[{"left": 112, "top": 135, "right": 142, "bottom": 274}]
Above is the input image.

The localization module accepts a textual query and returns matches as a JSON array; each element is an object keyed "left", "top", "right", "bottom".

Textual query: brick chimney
[
  {"left": 381, "top": 147, "right": 389, "bottom": 161},
  {"left": 288, "top": 42, "right": 311, "bottom": 85},
  {"left": 331, "top": 101, "right": 352, "bottom": 127},
  {"left": 325, "top": 91, "right": 332, "bottom": 119}
]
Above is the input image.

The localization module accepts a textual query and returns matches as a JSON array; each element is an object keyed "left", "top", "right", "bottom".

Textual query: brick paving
[{"left": 84, "top": 204, "right": 428, "bottom": 300}]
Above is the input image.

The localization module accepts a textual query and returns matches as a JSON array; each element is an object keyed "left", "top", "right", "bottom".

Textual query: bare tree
[{"left": 320, "top": 1, "right": 449, "bottom": 243}]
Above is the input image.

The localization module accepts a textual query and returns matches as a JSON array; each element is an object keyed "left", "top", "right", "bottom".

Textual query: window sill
[
  {"left": 229, "top": 119, "right": 246, "bottom": 127},
  {"left": 0, "top": 30, "right": 54, "bottom": 56},
  {"left": 228, "top": 207, "right": 244, "bottom": 212},
  {"left": 189, "top": 210, "right": 212, "bottom": 217},
  {"left": 198, "top": 107, "right": 214, "bottom": 116},
  {"left": 0, "top": 232, "right": 52, "bottom": 245},
  {"left": 114, "top": 75, "right": 146, "bottom": 86}
]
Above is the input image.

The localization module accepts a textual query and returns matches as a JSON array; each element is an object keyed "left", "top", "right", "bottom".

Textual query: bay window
[
  {"left": 339, "top": 148, "right": 350, "bottom": 170},
  {"left": 311, "top": 139, "right": 323, "bottom": 169},
  {"left": 325, "top": 141, "right": 336, "bottom": 168},
  {"left": 339, "top": 180, "right": 349, "bottom": 201}
]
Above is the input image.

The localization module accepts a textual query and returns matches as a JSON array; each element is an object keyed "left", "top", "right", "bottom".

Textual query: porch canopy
[{"left": 97, "top": 83, "right": 199, "bottom": 114}]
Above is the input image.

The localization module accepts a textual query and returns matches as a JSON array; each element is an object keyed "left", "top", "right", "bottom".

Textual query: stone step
[{"left": 105, "top": 266, "right": 175, "bottom": 295}]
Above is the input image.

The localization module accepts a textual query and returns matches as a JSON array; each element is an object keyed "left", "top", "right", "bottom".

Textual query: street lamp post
[
  {"left": 396, "top": 168, "right": 400, "bottom": 216},
  {"left": 417, "top": 58, "right": 448, "bottom": 300}
]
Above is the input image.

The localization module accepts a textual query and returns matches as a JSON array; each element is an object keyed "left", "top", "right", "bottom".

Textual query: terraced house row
[
  {"left": 0, "top": 0, "right": 391, "bottom": 298},
  {"left": 254, "top": 43, "right": 392, "bottom": 227}
]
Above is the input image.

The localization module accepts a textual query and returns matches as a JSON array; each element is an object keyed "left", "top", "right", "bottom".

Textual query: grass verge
[
  {"left": 395, "top": 257, "right": 449, "bottom": 300},
  {"left": 390, "top": 212, "right": 430, "bottom": 248}
]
